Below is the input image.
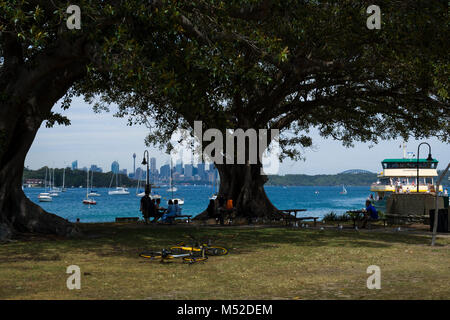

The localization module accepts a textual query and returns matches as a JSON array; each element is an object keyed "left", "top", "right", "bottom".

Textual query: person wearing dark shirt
[
  {"left": 361, "top": 200, "right": 378, "bottom": 228},
  {"left": 140, "top": 187, "right": 155, "bottom": 224},
  {"left": 216, "top": 196, "right": 226, "bottom": 225},
  {"left": 153, "top": 198, "right": 163, "bottom": 223},
  {"left": 206, "top": 199, "right": 215, "bottom": 218}
]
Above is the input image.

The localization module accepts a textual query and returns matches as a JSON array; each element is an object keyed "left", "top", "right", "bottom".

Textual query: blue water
[{"left": 24, "top": 185, "right": 371, "bottom": 223}]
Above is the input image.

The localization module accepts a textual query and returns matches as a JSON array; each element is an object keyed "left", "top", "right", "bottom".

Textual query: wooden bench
[
  {"left": 115, "top": 217, "right": 140, "bottom": 223},
  {"left": 277, "top": 209, "right": 318, "bottom": 227},
  {"left": 295, "top": 216, "right": 319, "bottom": 227},
  {"left": 165, "top": 215, "right": 193, "bottom": 224}
]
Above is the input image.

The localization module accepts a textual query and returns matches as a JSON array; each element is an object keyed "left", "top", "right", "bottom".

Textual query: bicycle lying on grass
[
  {"left": 170, "top": 234, "right": 228, "bottom": 256},
  {"left": 139, "top": 235, "right": 228, "bottom": 264},
  {"left": 139, "top": 248, "right": 208, "bottom": 264}
]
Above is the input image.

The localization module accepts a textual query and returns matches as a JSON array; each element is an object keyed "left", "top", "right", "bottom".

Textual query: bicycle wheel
[
  {"left": 205, "top": 246, "right": 228, "bottom": 256},
  {"left": 183, "top": 256, "right": 208, "bottom": 263}
]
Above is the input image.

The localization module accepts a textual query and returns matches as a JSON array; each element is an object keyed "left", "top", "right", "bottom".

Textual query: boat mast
[
  {"left": 62, "top": 167, "right": 65, "bottom": 190},
  {"left": 86, "top": 169, "right": 89, "bottom": 198},
  {"left": 44, "top": 167, "right": 48, "bottom": 191},
  {"left": 170, "top": 159, "right": 174, "bottom": 199}
]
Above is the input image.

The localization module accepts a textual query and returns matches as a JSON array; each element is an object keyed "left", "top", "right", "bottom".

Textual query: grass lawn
[{"left": 0, "top": 222, "right": 449, "bottom": 299}]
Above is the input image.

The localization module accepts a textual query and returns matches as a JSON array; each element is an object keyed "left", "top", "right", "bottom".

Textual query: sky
[{"left": 25, "top": 97, "right": 450, "bottom": 175}]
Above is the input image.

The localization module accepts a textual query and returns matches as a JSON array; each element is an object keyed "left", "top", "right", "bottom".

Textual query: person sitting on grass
[
  {"left": 161, "top": 199, "right": 177, "bottom": 223},
  {"left": 360, "top": 200, "right": 378, "bottom": 228}
]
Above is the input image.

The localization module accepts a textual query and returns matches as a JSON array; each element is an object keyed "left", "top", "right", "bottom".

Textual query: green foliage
[
  {"left": 2, "top": 0, "right": 449, "bottom": 164},
  {"left": 323, "top": 212, "right": 350, "bottom": 222},
  {"left": 79, "top": 0, "right": 449, "bottom": 161}
]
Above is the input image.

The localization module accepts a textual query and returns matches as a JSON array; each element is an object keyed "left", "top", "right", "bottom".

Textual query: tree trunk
[
  {"left": 0, "top": 38, "right": 91, "bottom": 239},
  {"left": 0, "top": 105, "right": 78, "bottom": 239},
  {"left": 195, "top": 163, "right": 279, "bottom": 221}
]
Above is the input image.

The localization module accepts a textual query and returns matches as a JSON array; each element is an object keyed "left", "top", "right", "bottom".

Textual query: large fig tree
[{"left": 90, "top": 1, "right": 449, "bottom": 219}]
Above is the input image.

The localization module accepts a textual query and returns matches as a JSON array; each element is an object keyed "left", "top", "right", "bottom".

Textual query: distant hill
[
  {"left": 268, "top": 170, "right": 450, "bottom": 187},
  {"left": 23, "top": 167, "right": 135, "bottom": 188},
  {"left": 267, "top": 173, "right": 378, "bottom": 186},
  {"left": 339, "top": 169, "right": 374, "bottom": 174}
]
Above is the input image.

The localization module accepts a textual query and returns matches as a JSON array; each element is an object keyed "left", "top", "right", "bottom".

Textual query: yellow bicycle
[
  {"left": 170, "top": 235, "right": 228, "bottom": 256},
  {"left": 139, "top": 248, "right": 208, "bottom": 263}
]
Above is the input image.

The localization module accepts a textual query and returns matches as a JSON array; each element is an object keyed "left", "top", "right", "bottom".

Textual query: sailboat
[
  {"left": 83, "top": 169, "right": 96, "bottom": 205},
  {"left": 49, "top": 168, "right": 60, "bottom": 196},
  {"left": 61, "top": 167, "right": 67, "bottom": 192},
  {"left": 87, "top": 170, "right": 101, "bottom": 196},
  {"left": 166, "top": 160, "right": 178, "bottom": 192},
  {"left": 166, "top": 160, "right": 183, "bottom": 205},
  {"left": 38, "top": 167, "right": 53, "bottom": 202},
  {"left": 209, "top": 172, "right": 218, "bottom": 200},
  {"left": 340, "top": 184, "right": 348, "bottom": 195},
  {"left": 108, "top": 171, "right": 130, "bottom": 195}
]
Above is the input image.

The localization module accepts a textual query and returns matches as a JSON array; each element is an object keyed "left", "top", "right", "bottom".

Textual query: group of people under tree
[
  {"left": 206, "top": 196, "right": 235, "bottom": 225},
  {"left": 139, "top": 187, "right": 181, "bottom": 224}
]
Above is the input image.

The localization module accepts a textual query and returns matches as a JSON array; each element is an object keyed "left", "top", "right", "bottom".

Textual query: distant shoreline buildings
[{"left": 68, "top": 155, "right": 219, "bottom": 184}]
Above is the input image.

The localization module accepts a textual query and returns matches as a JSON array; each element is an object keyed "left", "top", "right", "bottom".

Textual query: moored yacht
[
  {"left": 38, "top": 192, "right": 52, "bottom": 202},
  {"left": 108, "top": 187, "right": 130, "bottom": 195}
]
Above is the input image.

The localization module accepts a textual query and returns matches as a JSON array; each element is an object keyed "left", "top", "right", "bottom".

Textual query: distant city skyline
[{"left": 25, "top": 97, "right": 450, "bottom": 175}]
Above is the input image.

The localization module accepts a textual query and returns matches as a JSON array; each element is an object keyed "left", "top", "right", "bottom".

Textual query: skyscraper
[
  {"left": 150, "top": 157, "right": 157, "bottom": 173},
  {"left": 71, "top": 160, "right": 78, "bottom": 170},
  {"left": 184, "top": 163, "right": 193, "bottom": 178},
  {"left": 111, "top": 161, "right": 119, "bottom": 174},
  {"left": 135, "top": 167, "right": 145, "bottom": 180},
  {"left": 175, "top": 161, "right": 183, "bottom": 174},
  {"left": 160, "top": 164, "right": 170, "bottom": 178},
  {"left": 90, "top": 164, "right": 102, "bottom": 173},
  {"left": 197, "top": 163, "right": 206, "bottom": 180}
]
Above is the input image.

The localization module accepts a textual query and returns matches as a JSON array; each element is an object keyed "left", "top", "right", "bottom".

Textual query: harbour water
[{"left": 24, "top": 185, "right": 371, "bottom": 223}]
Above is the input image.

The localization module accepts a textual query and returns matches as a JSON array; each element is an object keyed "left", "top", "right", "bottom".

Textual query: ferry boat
[{"left": 370, "top": 154, "right": 443, "bottom": 212}]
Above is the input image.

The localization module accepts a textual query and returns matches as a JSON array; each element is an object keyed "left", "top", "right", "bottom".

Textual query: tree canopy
[
  {"left": 75, "top": 0, "right": 449, "bottom": 162},
  {"left": 1, "top": 1, "right": 449, "bottom": 232}
]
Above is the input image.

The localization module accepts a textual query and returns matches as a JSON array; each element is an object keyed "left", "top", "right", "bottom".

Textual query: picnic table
[{"left": 278, "top": 209, "right": 318, "bottom": 227}]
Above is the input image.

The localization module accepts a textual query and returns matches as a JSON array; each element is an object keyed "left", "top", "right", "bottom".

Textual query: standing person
[
  {"left": 206, "top": 199, "right": 215, "bottom": 219},
  {"left": 216, "top": 196, "right": 226, "bottom": 225},
  {"left": 140, "top": 187, "right": 155, "bottom": 225}
]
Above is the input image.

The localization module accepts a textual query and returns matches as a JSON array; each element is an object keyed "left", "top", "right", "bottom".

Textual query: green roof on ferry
[{"left": 382, "top": 158, "right": 438, "bottom": 163}]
